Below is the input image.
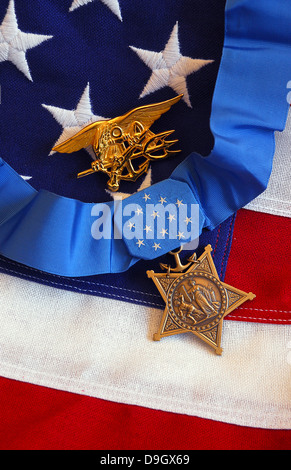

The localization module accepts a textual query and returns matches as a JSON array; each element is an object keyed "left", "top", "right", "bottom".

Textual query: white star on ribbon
[
  {"left": 69, "top": 0, "right": 122, "bottom": 21},
  {"left": 136, "top": 207, "right": 143, "bottom": 216},
  {"left": 0, "top": 0, "right": 53, "bottom": 81},
  {"left": 159, "top": 196, "right": 167, "bottom": 205},
  {"left": 43, "top": 83, "right": 108, "bottom": 157},
  {"left": 130, "top": 22, "right": 214, "bottom": 107},
  {"left": 176, "top": 199, "right": 184, "bottom": 207},
  {"left": 151, "top": 211, "right": 159, "bottom": 220},
  {"left": 160, "top": 228, "right": 168, "bottom": 237},
  {"left": 144, "top": 225, "right": 152, "bottom": 234},
  {"left": 153, "top": 243, "right": 161, "bottom": 251},
  {"left": 128, "top": 222, "right": 135, "bottom": 231}
]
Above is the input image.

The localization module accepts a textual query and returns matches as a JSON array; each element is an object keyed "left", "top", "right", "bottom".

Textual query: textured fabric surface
[
  {"left": 224, "top": 210, "right": 291, "bottom": 325},
  {"left": 0, "top": 376, "right": 290, "bottom": 450},
  {"left": 245, "top": 108, "right": 291, "bottom": 218}
]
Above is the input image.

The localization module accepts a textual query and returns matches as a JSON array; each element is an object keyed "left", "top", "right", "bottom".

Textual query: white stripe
[
  {"left": 0, "top": 272, "right": 290, "bottom": 429},
  {"left": 245, "top": 108, "right": 291, "bottom": 217}
]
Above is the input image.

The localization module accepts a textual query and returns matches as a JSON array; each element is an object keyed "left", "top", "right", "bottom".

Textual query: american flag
[{"left": 0, "top": 0, "right": 290, "bottom": 450}]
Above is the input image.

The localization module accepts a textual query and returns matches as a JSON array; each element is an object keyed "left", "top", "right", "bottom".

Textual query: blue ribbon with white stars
[{"left": 0, "top": 0, "right": 290, "bottom": 277}]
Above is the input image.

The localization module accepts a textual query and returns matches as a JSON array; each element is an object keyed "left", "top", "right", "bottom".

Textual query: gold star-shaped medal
[{"left": 147, "top": 245, "right": 256, "bottom": 355}]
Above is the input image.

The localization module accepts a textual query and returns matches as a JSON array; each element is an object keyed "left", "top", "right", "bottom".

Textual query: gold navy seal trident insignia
[
  {"left": 53, "top": 95, "right": 183, "bottom": 192},
  {"left": 147, "top": 245, "right": 256, "bottom": 355}
]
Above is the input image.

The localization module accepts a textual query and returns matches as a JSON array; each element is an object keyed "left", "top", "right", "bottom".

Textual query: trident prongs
[{"left": 144, "top": 130, "right": 180, "bottom": 160}]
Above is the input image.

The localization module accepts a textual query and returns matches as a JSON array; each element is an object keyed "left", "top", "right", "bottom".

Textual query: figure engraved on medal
[
  {"left": 168, "top": 271, "right": 226, "bottom": 332},
  {"left": 148, "top": 245, "right": 256, "bottom": 354}
]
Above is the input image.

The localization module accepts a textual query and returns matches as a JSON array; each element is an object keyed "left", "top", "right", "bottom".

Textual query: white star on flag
[
  {"left": 0, "top": 0, "right": 53, "bottom": 81},
  {"left": 43, "top": 83, "right": 108, "bottom": 158},
  {"left": 69, "top": 0, "right": 122, "bottom": 21},
  {"left": 20, "top": 175, "right": 32, "bottom": 181},
  {"left": 130, "top": 22, "right": 214, "bottom": 107}
]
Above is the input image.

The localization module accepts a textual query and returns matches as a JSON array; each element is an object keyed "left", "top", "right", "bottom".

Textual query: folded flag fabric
[{"left": 0, "top": 0, "right": 290, "bottom": 449}]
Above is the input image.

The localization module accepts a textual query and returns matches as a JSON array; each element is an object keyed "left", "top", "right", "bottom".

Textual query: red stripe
[
  {"left": 0, "top": 377, "right": 289, "bottom": 450},
  {"left": 225, "top": 209, "right": 291, "bottom": 324}
]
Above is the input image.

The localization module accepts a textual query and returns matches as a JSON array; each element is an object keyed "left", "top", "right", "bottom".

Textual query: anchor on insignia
[{"left": 53, "top": 95, "right": 183, "bottom": 192}]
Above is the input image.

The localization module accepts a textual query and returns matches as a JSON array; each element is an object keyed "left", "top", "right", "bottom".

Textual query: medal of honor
[{"left": 147, "top": 245, "right": 256, "bottom": 355}]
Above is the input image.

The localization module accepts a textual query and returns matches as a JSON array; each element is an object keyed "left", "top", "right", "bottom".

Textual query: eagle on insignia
[{"left": 53, "top": 95, "right": 183, "bottom": 192}]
